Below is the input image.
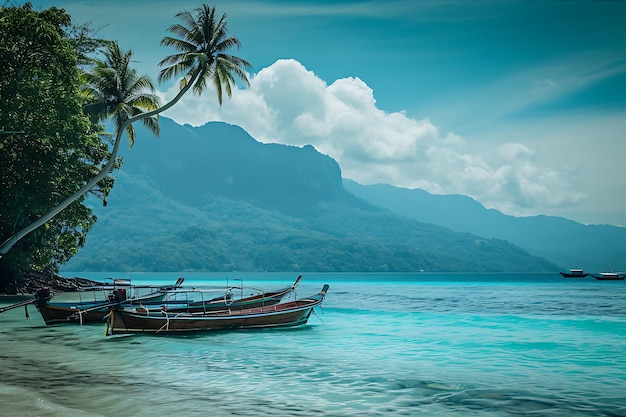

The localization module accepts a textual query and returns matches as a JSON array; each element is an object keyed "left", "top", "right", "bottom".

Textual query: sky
[{"left": 23, "top": 0, "right": 626, "bottom": 226}]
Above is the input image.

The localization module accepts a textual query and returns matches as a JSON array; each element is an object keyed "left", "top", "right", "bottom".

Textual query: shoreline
[{"left": 1, "top": 270, "right": 103, "bottom": 295}]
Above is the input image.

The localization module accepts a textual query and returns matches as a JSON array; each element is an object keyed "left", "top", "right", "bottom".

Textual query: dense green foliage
[
  {"left": 0, "top": 4, "right": 112, "bottom": 290},
  {"left": 64, "top": 171, "right": 557, "bottom": 273},
  {"left": 1, "top": 4, "right": 253, "bottom": 291}
]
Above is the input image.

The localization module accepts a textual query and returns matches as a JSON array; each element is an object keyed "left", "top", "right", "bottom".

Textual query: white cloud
[{"left": 160, "top": 59, "right": 586, "bottom": 218}]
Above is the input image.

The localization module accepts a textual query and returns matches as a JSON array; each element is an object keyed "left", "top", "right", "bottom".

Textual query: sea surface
[{"left": 1, "top": 272, "right": 625, "bottom": 417}]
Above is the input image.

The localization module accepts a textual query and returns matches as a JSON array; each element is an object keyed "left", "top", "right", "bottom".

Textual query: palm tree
[
  {"left": 158, "top": 4, "right": 251, "bottom": 105},
  {"left": 82, "top": 41, "right": 160, "bottom": 147},
  {"left": 0, "top": 4, "right": 251, "bottom": 257}
]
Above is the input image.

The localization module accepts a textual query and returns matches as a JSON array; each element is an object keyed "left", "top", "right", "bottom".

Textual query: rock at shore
[{"left": 3, "top": 270, "right": 104, "bottom": 295}]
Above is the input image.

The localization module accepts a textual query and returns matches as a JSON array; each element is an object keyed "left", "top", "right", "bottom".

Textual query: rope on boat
[
  {"left": 224, "top": 288, "right": 234, "bottom": 307},
  {"left": 312, "top": 305, "right": 325, "bottom": 324},
  {"left": 157, "top": 308, "right": 171, "bottom": 333},
  {"left": 104, "top": 310, "right": 113, "bottom": 336},
  {"left": 66, "top": 299, "right": 122, "bottom": 324},
  {"left": 138, "top": 303, "right": 149, "bottom": 316}
]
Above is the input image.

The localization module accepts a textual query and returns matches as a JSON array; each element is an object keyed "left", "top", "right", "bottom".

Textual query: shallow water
[{"left": 1, "top": 272, "right": 625, "bottom": 416}]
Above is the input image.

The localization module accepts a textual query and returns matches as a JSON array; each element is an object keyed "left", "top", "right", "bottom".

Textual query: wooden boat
[
  {"left": 560, "top": 269, "right": 588, "bottom": 278},
  {"left": 592, "top": 272, "right": 626, "bottom": 281},
  {"left": 156, "top": 275, "right": 302, "bottom": 314},
  {"left": 34, "top": 278, "right": 184, "bottom": 325},
  {"left": 105, "top": 284, "right": 329, "bottom": 335}
]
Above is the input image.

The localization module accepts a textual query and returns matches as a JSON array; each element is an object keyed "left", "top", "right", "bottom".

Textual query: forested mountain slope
[
  {"left": 344, "top": 180, "right": 626, "bottom": 271},
  {"left": 63, "top": 119, "right": 557, "bottom": 273}
]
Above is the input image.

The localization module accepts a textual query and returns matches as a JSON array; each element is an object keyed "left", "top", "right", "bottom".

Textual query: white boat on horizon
[
  {"left": 592, "top": 272, "right": 626, "bottom": 281},
  {"left": 560, "top": 268, "right": 588, "bottom": 278}
]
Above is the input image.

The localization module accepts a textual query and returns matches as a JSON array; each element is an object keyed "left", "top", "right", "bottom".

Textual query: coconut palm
[
  {"left": 0, "top": 4, "right": 251, "bottom": 257},
  {"left": 158, "top": 4, "right": 251, "bottom": 105},
  {"left": 82, "top": 41, "right": 160, "bottom": 147}
]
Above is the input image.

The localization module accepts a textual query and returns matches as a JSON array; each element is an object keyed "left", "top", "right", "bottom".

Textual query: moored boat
[
  {"left": 592, "top": 272, "right": 626, "bottom": 281},
  {"left": 105, "top": 284, "right": 329, "bottom": 335},
  {"left": 560, "top": 269, "right": 588, "bottom": 278},
  {"left": 156, "top": 275, "right": 302, "bottom": 314},
  {"left": 34, "top": 278, "right": 184, "bottom": 325}
]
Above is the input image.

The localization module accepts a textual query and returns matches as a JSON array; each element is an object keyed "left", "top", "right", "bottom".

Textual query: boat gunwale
[{"left": 122, "top": 297, "right": 323, "bottom": 321}]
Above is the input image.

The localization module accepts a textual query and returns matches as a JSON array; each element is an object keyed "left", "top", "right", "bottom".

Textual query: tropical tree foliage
[
  {"left": 0, "top": 4, "right": 112, "bottom": 290},
  {"left": 159, "top": 4, "right": 251, "bottom": 104},
  {"left": 0, "top": 4, "right": 251, "bottom": 291},
  {"left": 82, "top": 42, "right": 160, "bottom": 147}
]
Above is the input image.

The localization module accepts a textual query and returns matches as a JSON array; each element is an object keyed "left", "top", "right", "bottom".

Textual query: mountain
[
  {"left": 118, "top": 120, "right": 361, "bottom": 216},
  {"left": 62, "top": 118, "right": 557, "bottom": 273},
  {"left": 343, "top": 180, "right": 626, "bottom": 272}
]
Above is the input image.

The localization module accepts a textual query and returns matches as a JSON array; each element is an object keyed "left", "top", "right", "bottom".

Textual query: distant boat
[
  {"left": 592, "top": 272, "right": 626, "bottom": 281},
  {"left": 560, "top": 269, "right": 588, "bottom": 278}
]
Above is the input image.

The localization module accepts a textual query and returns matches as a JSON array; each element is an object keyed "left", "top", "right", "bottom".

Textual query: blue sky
[{"left": 26, "top": 0, "right": 626, "bottom": 226}]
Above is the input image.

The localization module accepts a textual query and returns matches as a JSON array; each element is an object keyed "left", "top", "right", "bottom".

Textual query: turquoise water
[{"left": 1, "top": 272, "right": 625, "bottom": 416}]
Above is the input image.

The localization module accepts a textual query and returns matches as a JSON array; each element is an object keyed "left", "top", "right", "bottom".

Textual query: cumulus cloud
[{"left": 159, "top": 59, "right": 584, "bottom": 217}]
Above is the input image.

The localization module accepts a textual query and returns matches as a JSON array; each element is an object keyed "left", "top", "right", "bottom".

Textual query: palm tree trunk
[{"left": 0, "top": 73, "right": 198, "bottom": 258}]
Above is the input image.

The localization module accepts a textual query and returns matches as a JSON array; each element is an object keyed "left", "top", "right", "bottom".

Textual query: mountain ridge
[
  {"left": 64, "top": 118, "right": 563, "bottom": 273},
  {"left": 343, "top": 180, "right": 626, "bottom": 271}
]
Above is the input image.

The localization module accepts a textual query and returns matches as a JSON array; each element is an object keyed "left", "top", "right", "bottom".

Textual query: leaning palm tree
[
  {"left": 0, "top": 4, "right": 251, "bottom": 257},
  {"left": 158, "top": 4, "right": 251, "bottom": 105}
]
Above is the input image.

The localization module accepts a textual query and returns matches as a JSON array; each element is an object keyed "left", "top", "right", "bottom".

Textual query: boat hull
[
  {"left": 560, "top": 269, "right": 588, "bottom": 278},
  {"left": 36, "top": 303, "right": 112, "bottom": 325},
  {"left": 560, "top": 272, "right": 588, "bottom": 278},
  {"left": 592, "top": 273, "right": 626, "bottom": 281},
  {"left": 106, "top": 285, "right": 328, "bottom": 335},
  {"left": 35, "top": 292, "right": 167, "bottom": 325}
]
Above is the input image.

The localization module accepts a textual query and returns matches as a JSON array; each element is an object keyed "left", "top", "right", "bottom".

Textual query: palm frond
[
  {"left": 158, "top": 4, "right": 251, "bottom": 102},
  {"left": 141, "top": 115, "right": 160, "bottom": 138},
  {"left": 82, "top": 41, "right": 161, "bottom": 145}
]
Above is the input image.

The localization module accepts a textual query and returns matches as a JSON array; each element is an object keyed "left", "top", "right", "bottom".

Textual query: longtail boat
[
  {"left": 34, "top": 278, "right": 184, "bottom": 325},
  {"left": 105, "top": 284, "right": 329, "bottom": 335},
  {"left": 156, "top": 275, "right": 302, "bottom": 314}
]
